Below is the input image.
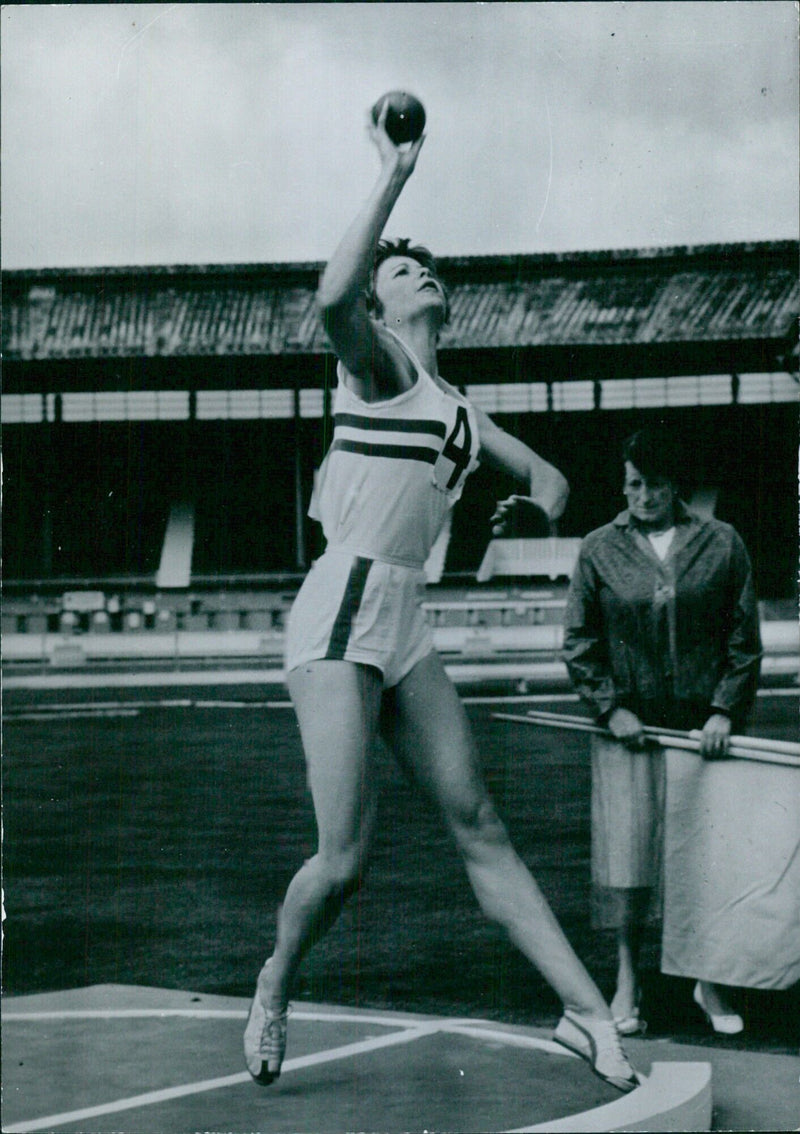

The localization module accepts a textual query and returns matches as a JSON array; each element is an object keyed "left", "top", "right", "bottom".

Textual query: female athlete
[{"left": 245, "top": 102, "right": 639, "bottom": 1094}]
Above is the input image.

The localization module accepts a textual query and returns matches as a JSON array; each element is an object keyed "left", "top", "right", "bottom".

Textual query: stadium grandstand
[{"left": 2, "top": 239, "right": 798, "bottom": 670}]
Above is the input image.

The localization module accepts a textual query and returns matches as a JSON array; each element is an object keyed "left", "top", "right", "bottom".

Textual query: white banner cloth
[{"left": 661, "top": 747, "right": 800, "bottom": 989}]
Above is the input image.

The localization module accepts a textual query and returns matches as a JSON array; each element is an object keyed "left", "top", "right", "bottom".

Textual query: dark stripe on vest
[
  {"left": 325, "top": 556, "right": 374, "bottom": 660},
  {"left": 330, "top": 439, "right": 438, "bottom": 464},
  {"left": 334, "top": 412, "right": 446, "bottom": 438}
]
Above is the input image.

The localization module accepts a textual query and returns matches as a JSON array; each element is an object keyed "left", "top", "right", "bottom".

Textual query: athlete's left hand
[
  {"left": 490, "top": 495, "right": 553, "bottom": 537},
  {"left": 699, "top": 713, "right": 732, "bottom": 759}
]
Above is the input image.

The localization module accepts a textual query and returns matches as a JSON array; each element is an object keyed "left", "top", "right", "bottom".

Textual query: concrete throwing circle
[{"left": 3, "top": 988, "right": 711, "bottom": 1133}]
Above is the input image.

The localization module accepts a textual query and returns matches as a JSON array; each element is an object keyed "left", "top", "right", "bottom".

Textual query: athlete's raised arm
[
  {"left": 473, "top": 407, "right": 570, "bottom": 531},
  {"left": 316, "top": 104, "right": 425, "bottom": 398}
]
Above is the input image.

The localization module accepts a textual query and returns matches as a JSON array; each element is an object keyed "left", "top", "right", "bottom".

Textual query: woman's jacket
[{"left": 563, "top": 503, "right": 762, "bottom": 729}]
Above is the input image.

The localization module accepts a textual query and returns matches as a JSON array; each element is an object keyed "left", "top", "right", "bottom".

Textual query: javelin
[{"left": 492, "top": 710, "right": 800, "bottom": 768}]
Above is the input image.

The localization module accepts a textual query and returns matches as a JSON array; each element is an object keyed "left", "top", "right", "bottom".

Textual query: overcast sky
[{"left": 2, "top": 2, "right": 797, "bottom": 269}]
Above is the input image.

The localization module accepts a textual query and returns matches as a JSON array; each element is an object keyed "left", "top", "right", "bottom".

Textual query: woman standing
[
  {"left": 243, "top": 104, "right": 638, "bottom": 1093},
  {"left": 563, "top": 427, "right": 762, "bottom": 1035}
]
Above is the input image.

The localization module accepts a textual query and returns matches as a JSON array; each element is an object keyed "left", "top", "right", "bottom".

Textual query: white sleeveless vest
[{"left": 310, "top": 334, "right": 481, "bottom": 569}]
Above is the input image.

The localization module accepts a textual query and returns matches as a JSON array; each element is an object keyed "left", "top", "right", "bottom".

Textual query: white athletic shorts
[{"left": 285, "top": 548, "right": 435, "bottom": 688}]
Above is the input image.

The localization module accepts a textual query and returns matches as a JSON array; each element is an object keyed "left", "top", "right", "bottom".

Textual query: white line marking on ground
[
  {"left": 3, "top": 709, "right": 141, "bottom": 722},
  {"left": 193, "top": 699, "right": 262, "bottom": 708},
  {"left": 3, "top": 1009, "right": 247, "bottom": 1020},
  {"left": 2, "top": 1006, "right": 516, "bottom": 1030},
  {"left": 4, "top": 1024, "right": 441, "bottom": 1133},
  {"left": 0, "top": 698, "right": 292, "bottom": 719},
  {"left": 441, "top": 1023, "right": 576, "bottom": 1058},
  {"left": 7, "top": 699, "right": 195, "bottom": 712}
]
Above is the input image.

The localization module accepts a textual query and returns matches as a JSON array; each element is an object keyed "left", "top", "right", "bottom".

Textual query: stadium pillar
[
  {"left": 42, "top": 499, "right": 53, "bottom": 577},
  {"left": 40, "top": 391, "right": 60, "bottom": 577},
  {"left": 293, "top": 385, "right": 307, "bottom": 571}
]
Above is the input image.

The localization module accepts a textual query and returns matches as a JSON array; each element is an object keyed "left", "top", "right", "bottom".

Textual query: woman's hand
[
  {"left": 490, "top": 494, "right": 552, "bottom": 537},
  {"left": 608, "top": 707, "right": 647, "bottom": 750},
  {"left": 700, "top": 713, "right": 732, "bottom": 758},
  {"left": 367, "top": 100, "right": 425, "bottom": 183}
]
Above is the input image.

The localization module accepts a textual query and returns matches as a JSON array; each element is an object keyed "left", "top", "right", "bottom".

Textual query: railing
[{"left": 3, "top": 586, "right": 797, "bottom": 672}]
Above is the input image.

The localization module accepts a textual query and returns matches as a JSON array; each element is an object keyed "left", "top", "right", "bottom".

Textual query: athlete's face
[
  {"left": 623, "top": 461, "right": 676, "bottom": 531},
  {"left": 374, "top": 256, "right": 446, "bottom": 326}
]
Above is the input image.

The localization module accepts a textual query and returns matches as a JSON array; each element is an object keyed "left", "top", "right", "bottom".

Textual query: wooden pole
[
  {"left": 492, "top": 711, "right": 800, "bottom": 769},
  {"left": 524, "top": 709, "right": 800, "bottom": 757}
]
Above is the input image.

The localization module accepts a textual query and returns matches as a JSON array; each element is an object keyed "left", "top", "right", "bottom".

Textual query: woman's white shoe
[
  {"left": 692, "top": 981, "right": 743, "bottom": 1035},
  {"left": 613, "top": 1005, "right": 646, "bottom": 1036}
]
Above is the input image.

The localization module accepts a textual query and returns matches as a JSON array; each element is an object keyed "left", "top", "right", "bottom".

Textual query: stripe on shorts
[{"left": 325, "top": 556, "right": 374, "bottom": 660}]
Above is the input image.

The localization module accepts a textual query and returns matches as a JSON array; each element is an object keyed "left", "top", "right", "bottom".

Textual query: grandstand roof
[{"left": 2, "top": 240, "right": 797, "bottom": 363}]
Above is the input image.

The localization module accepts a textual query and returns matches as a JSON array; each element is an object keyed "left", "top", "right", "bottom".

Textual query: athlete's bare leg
[
  {"left": 382, "top": 650, "right": 611, "bottom": 1018},
  {"left": 261, "top": 659, "right": 383, "bottom": 1012}
]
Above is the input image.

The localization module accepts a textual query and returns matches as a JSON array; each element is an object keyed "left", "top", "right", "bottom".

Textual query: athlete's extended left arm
[{"left": 475, "top": 408, "right": 569, "bottom": 533}]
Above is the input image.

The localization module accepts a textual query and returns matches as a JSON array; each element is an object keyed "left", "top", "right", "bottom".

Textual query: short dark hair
[
  {"left": 366, "top": 238, "right": 450, "bottom": 323},
  {"left": 622, "top": 427, "right": 682, "bottom": 485}
]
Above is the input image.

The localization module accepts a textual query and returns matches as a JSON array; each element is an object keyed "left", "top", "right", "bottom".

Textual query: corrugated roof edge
[{"left": 3, "top": 239, "right": 797, "bottom": 283}]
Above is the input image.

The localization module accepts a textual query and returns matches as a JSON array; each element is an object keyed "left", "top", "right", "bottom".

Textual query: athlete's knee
[
  {"left": 450, "top": 797, "right": 510, "bottom": 858},
  {"left": 313, "top": 845, "right": 368, "bottom": 894}
]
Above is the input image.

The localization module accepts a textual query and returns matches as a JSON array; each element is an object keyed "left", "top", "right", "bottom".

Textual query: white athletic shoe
[
  {"left": 243, "top": 959, "right": 288, "bottom": 1085},
  {"left": 553, "top": 1010, "right": 640, "bottom": 1093}
]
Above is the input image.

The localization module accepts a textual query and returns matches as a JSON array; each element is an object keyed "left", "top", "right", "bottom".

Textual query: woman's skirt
[{"left": 590, "top": 733, "right": 665, "bottom": 930}]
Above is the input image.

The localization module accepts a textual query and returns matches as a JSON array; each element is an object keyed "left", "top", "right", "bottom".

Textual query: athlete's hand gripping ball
[
  {"left": 371, "top": 91, "right": 426, "bottom": 145},
  {"left": 368, "top": 94, "right": 425, "bottom": 180}
]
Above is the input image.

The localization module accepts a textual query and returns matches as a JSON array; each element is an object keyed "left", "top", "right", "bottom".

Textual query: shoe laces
[
  {"left": 260, "top": 1005, "right": 289, "bottom": 1054},
  {"left": 594, "top": 1018, "right": 631, "bottom": 1067}
]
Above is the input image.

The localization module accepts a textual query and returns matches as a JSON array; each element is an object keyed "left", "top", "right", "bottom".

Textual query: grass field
[{"left": 3, "top": 680, "right": 798, "bottom": 1053}]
